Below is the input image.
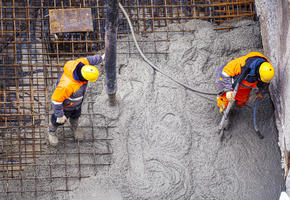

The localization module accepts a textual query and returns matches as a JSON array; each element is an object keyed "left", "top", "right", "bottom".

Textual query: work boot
[
  {"left": 47, "top": 123, "right": 58, "bottom": 146},
  {"left": 70, "top": 118, "right": 84, "bottom": 141}
]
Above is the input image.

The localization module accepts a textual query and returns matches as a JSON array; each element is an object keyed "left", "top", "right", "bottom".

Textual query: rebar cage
[{"left": 0, "top": 0, "right": 255, "bottom": 199}]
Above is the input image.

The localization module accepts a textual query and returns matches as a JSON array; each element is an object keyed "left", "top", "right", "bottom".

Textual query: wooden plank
[{"left": 49, "top": 8, "right": 94, "bottom": 34}]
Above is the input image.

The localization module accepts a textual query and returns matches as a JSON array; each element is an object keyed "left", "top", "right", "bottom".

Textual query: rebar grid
[{"left": 0, "top": 0, "right": 256, "bottom": 199}]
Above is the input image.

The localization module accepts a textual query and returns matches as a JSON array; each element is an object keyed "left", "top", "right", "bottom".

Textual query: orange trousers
[{"left": 217, "top": 81, "right": 257, "bottom": 113}]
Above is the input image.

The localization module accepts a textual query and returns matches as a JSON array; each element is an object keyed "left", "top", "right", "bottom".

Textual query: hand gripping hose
[
  {"left": 118, "top": 3, "right": 217, "bottom": 97},
  {"left": 218, "top": 83, "right": 239, "bottom": 130},
  {"left": 218, "top": 83, "right": 239, "bottom": 141}
]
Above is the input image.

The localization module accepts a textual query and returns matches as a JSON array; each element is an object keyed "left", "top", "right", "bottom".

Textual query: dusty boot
[
  {"left": 47, "top": 123, "right": 58, "bottom": 146},
  {"left": 70, "top": 118, "right": 84, "bottom": 141}
]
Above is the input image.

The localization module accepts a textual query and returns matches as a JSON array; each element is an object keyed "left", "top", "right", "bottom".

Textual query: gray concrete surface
[
  {"left": 67, "top": 19, "right": 283, "bottom": 200},
  {"left": 10, "top": 19, "right": 282, "bottom": 200}
]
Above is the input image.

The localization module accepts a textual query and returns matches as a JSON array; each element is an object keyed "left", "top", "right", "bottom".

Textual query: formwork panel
[{"left": 49, "top": 8, "right": 94, "bottom": 33}]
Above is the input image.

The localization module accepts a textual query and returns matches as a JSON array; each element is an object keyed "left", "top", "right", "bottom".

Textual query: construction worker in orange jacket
[
  {"left": 216, "top": 52, "right": 275, "bottom": 114},
  {"left": 48, "top": 54, "right": 105, "bottom": 146}
]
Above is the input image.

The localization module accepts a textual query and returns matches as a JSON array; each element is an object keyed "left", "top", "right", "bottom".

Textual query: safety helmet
[
  {"left": 81, "top": 65, "right": 99, "bottom": 82},
  {"left": 259, "top": 62, "right": 275, "bottom": 83}
]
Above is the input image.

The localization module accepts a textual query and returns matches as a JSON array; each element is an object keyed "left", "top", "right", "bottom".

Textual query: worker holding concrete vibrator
[
  {"left": 216, "top": 52, "right": 275, "bottom": 118},
  {"left": 47, "top": 54, "right": 105, "bottom": 146}
]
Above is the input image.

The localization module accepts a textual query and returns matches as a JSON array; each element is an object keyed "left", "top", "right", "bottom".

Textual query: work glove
[
  {"left": 56, "top": 115, "right": 67, "bottom": 124},
  {"left": 226, "top": 91, "right": 235, "bottom": 102},
  {"left": 219, "top": 104, "right": 225, "bottom": 114},
  {"left": 255, "top": 92, "right": 263, "bottom": 100}
]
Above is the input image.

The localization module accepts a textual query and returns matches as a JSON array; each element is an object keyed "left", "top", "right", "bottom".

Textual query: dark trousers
[{"left": 51, "top": 108, "right": 81, "bottom": 127}]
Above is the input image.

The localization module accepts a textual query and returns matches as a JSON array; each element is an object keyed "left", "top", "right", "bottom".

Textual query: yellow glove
[
  {"left": 226, "top": 91, "right": 235, "bottom": 102},
  {"left": 219, "top": 104, "right": 225, "bottom": 114},
  {"left": 56, "top": 115, "right": 67, "bottom": 124}
]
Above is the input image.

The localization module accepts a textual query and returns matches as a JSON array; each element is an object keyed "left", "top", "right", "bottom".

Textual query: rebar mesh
[{"left": 0, "top": 0, "right": 255, "bottom": 199}]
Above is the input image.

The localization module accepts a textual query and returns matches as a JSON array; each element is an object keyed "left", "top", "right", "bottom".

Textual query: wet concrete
[
  {"left": 8, "top": 19, "right": 282, "bottom": 200},
  {"left": 69, "top": 19, "right": 284, "bottom": 200}
]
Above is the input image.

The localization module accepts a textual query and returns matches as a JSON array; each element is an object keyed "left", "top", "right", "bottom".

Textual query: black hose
[
  {"left": 253, "top": 98, "right": 264, "bottom": 139},
  {"left": 119, "top": 3, "right": 217, "bottom": 96}
]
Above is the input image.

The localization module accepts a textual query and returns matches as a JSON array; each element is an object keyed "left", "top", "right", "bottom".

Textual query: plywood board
[{"left": 49, "top": 8, "right": 93, "bottom": 34}]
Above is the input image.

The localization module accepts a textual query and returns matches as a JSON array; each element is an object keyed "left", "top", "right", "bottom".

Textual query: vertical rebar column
[{"left": 105, "top": 0, "right": 118, "bottom": 106}]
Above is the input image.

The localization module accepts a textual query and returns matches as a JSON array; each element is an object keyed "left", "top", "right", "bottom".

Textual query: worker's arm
[
  {"left": 85, "top": 54, "right": 104, "bottom": 65},
  {"left": 221, "top": 57, "right": 249, "bottom": 102},
  {"left": 51, "top": 85, "right": 73, "bottom": 118},
  {"left": 51, "top": 100, "right": 64, "bottom": 118},
  {"left": 220, "top": 71, "right": 234, "bottom": 92},
  {"left": 221, "top": 57, "right": 245, "bottom": 92}
]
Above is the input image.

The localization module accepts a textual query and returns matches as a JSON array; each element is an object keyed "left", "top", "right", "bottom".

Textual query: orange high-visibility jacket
[
  {"left": 216, "top": 52, "right": 270, "bottom": 94},
  {"left": 51, "top": 55, "right": 102, "bottom": 117},
  {"left": 52, "top": 58, "right": 88, "bottom": 102},
  {"left": 222, "top": 52, "right": 269, "bottom": 77}
]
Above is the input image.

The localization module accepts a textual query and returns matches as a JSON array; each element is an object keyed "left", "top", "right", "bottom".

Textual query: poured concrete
[{"left": 68, "top": 19, "right": 284, "bottom": 200}]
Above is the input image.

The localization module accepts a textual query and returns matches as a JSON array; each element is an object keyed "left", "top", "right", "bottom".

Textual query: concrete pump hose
[
  {"left": 118, "top": 3, "right": 217, "bottom": 97},
  {"left": 253, "top": 98, "right": 259, "bottom": 132}
]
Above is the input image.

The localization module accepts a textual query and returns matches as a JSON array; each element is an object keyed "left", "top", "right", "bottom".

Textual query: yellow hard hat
[
  {"left": 259, "top": 62, "right": 274, "bottom": 83},
  {"left": 81, "top": 65, "right": 99, "bottom": 82}
]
